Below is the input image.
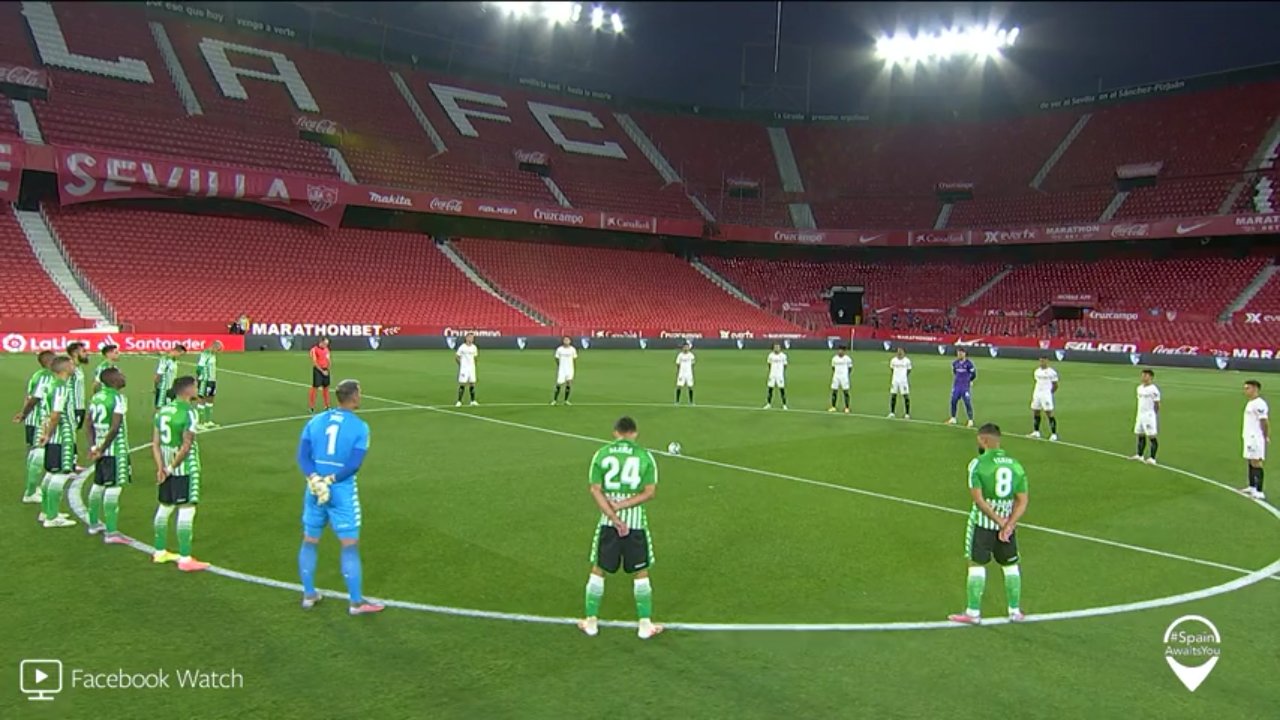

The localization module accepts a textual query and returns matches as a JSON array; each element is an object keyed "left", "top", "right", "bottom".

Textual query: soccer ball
[{"left": 667, "top": 442, "right": 682, "bottom": 456}]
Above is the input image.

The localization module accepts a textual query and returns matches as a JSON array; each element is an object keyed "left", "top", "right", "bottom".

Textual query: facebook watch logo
[{"left": 20, "top": 659, "right": 63, "bottom": 701}]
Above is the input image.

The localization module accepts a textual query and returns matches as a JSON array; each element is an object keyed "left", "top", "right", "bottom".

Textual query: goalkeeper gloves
[{"left": 307, "top": 474, "right": 335, "bottom": 505}]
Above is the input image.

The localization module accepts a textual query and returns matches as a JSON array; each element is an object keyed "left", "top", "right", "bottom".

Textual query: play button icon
[
  {"left": 34, "top": 668, "right": 49, "bottom": 684},
  {"left": 20, "top": 659, "right": 63, "bottom": 700}
]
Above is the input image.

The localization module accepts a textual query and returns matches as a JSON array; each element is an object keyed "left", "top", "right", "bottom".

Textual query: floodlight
[
  {"left": 610, "top": 11, "right": 624, "bottom": 33},
  {"left": 876, "top": 23, "right": 1020, "bottom": 66},
  {"left": 494, "top": 1, "right": 533, "bottom": 19},
  {"left": 590, "top": 6, "right": 605, "bottom": 30},
  {"left": 544, "top": 1, "right": 576, "bottom": 25}
]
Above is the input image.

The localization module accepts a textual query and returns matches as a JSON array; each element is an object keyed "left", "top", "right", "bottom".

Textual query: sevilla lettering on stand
[{"left": 55, "top": 147, "right": 344, "bottom": 227}]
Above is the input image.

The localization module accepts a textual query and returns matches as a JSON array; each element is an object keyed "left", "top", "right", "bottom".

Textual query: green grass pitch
[{"left": 3, "top": 348, "right": 1276, "bottom": 719}]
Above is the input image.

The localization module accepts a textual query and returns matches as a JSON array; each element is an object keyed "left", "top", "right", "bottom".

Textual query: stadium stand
[
  {"left": 1240, "top": 267, "right": 1280, "bottom": 313},
  {"left": 45, "top": 205, "right": 533, "bottom": 332},
  {"left": 0, "top": 204, "right": 81, "bottom": 326},
  {"left": 455, "top": 238, "right": 802, "bottom": 331}
]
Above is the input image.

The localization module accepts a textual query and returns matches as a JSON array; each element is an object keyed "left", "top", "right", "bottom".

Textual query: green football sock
[
  {"left": 634, "top": 577, "right": 653, "bottom": 620},
  {"left": 88, "top": 484, "right": 104, "bottom": 526},
  {"left": 44, "top": 475, "right": 67, "bottom": 519},
  {"left": 966, "top": 566, "right": 987, "bottom": 614},
  {"left": 24, "top": 449, "right": 43, "bottom": 496},
  {"left": 104, "top": 488, "right": 122, "bottom": 533},
  {"left": 177, "top": 507, "right": 195, "bottom": 557},
  {"left": 205, "top": 403, "right": 213, "bottom": 423},
  {"left": 584, "top": 574, "right": 604, "bottom": 617},
  {"left": 1003, "top": 564, "right": 1022, "bottom": 611},
  {"left": 153, "top": 505, "right": 173, "bottom": 550}
]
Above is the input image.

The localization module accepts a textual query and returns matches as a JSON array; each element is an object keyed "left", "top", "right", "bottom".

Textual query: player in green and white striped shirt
[
  {"left": 13, "top": 351, "right": 55, "bottom": 504},
  {"left": 580, "top": 416, "right": 663, "bottom": 640},
  {"left": 949, "top": 423, "right": 1029, "bottom": 625},
  {"left": 151, "top": 376, "right": 208, "bottom": 572},
  {"left": 87, "top": 367, "right": 132, "bottom": 543},
  {"left": 38, "top": 356, "right": 79, "bottom": 528},
  {"left": 66, "top": 341, "right": 90, "bottom": 432},
  {"left": 92, "top": 343, "right": 121, "bottom": 394},
  {"left": 195, "top": 341, "right": 221, "bottom": 429}
]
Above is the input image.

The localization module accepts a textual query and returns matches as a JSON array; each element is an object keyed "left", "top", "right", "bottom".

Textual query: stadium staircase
[
  {"left": 436, "top": 240, "right": 551, "bottom": 325},
  {"left": 1221, "top": 116, "right": 1280, "bottom": 214},
  {"left": 787, "top": 203, "right": 817, "bottom": 229},
  {"left": 1223, "top": 264, "right": 1279, "bottom": 320},
  {"left": 389, "top": 70, "right": 448, "bottom": 156},
  {"left": 1030, "top": 113, "right": 1091, "bottom": 190},
  {"left": 1099, "top": 190, "right": 1129, "bottom": 221},
  {"left": 13, "top": 205, "right": 110, "bottom": 323},
  {"left": 0, "top": 205, "right": 81, "bottom": 327},
  {"left": 933, "top": 203, "right": 953, "bottom": 229},
  {"left": 767, "top": 127, "right": 805, "bottom": 193},
  {"left": 689, "top": 258, "right": 760, "bottom": 308},
  {"left": 11, "top": 99, "right": 43, "bottom": 144},
  {"left": 959, "top": 267, "right": 1013, "bottom": 307},
  {"left": 148, "top": 19, "right": 203, "bottom": 116},
  {"left": 613, "top": 112, "right": 716, "bottom": 224}
]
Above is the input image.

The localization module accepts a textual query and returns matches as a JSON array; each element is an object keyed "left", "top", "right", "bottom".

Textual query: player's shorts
[
  {"left": 155, "top": 386, "right": 175, "bottom": 408},
  {"left": 312, "top": 368, "right": 331, "bottom": 388},
  {"left": 1134, "top": 412, "right": 1158, "bottom": 436},
  {"left": 590, "top": 525, "right": 653, "bottom": 574},
  {"left": 557, "top": 369, "right": 575, "bottom": 385},
  {"left": 676, "top": 372, "right": 694, "bottom": 388},
  {"left": 24, "top": 424, "right": 35, "bottom": 447},
  {"left": 457, "top": 369, "right": 477, "bottom": 384},
  {"left": 198, "top": 380, "right": 217, "bottom": 398},
  {"left": 1243, "top": 434, "right": 1267, "bottom": 461},
  {"left": 831, "top": 377, "right": 851, "bottom": 391},
  {"left": 158, "top": 471, "right": 200, "bottom": 505},
  {"left": 891, "top": 380, "right": 910, "bottom": 395},
  {"left": 75, "top": 409, "right": 86, "bottom": 430},
  {"left": 767, "top": 373, "right": 786, "bottom": 389},
  {"left": 43, "top": 442, "right": 75, "bottom": 474},
  {"left": 1030, "top": 392, "right": 1054, "bottom": 412},
  {"left": 94, "top": 454, "right": 132, "bottom": 487},
  {"left": 966, "top": 524, "right": 1019, "bottom": 565},
  {"left": 302, "top": 480, "right": 361, "bottom": 540}
]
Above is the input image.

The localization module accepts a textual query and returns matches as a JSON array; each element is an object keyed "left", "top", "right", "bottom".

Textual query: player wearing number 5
[
  {"left": 296, "top": 379, "right": 384, "bottom": 615},
  {"left": 580, "top": 416, "right": 662, "bottom": 639},
  {"left": 151, "top": 377, "right": 208, "bottom": 572},
  {"left": 950, "top": 423, "right": 1028, "bottom": 625}
]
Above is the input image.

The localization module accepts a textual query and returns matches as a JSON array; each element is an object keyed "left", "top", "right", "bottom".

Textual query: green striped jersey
[
  {"left": 24, "top": 369, "right": 52, "bottom": 428},
  {"left": 89, "top": 387, "right": 129, "bottom": 458},
  {"left": 196, "top": 350, "right": 217, "bottom": 381},
  {"left": 155, "top": 400, "right": 200, "bottom": 475},
  {"left": 94, "top": 361, "right": 117, "bottom": 384},
  {"left": 156, "top": 356, "right": 177, "bottom": 393},
  {"left": 42, "top": 378, "right": 77, "bottom": 446},
  {"left": 589, "top": 439, "right": 658, "bottom": 529},
  {"left": 966, "top": 449, "right": 1028, "bottom": 530},
  {"left": 70, "top": 365, "right": 86, "bottom": 411}
]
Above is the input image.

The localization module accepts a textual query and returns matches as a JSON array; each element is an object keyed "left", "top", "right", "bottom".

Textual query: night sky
[{"left": 298, "top": 1, "right": 1280, "bottom": 113}]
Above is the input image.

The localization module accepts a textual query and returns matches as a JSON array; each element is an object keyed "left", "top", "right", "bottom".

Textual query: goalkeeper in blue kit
[{"left": 295, "top": 379, "right": 384, "bottom": 615}]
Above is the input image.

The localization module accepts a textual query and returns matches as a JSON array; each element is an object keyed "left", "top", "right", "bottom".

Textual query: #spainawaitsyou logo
[{"left": 1163, "top": 615, "right": 1221, "bottom": 692}]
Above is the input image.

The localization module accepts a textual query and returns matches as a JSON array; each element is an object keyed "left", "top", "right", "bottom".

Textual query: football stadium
[{"left": 3, "top": 1, "right": 1279, "bottom": 717}]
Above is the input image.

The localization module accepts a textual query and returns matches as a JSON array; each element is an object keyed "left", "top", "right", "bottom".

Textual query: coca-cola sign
[
  {"left": 1151, "top": 344, "right": 1202, "bottom": 356},
  {"left": 512, "top": 149, "right": 550, "bottom": 166},
  {"left": 1110, "top": 223, "right": 1151, "bottom": 239},
  {"left": 293, "top": 115, "right": 343, "bottom": 136},
  {"left": 0, "top": 64, "right": 49, "bottom": 91},
  {"left": 428, "top": 197, "right": 464, "bottom": 214}
]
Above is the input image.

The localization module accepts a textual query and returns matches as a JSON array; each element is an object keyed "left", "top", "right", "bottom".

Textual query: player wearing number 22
[
  {"left": 296, "top": 379, "right": 384, "bottom": 615},
  {"left": 580, "top": 416, "right": 662, "bottom": 639},
  {"left": 950, "top": 423, "right": 1028, "bottom": 625}
]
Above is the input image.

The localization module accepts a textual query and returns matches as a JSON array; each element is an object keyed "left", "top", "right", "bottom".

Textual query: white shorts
[
  {"left": 831, "top": 378, "right": 850, "bottom": 391},
  {"left": 767, "top": 373, "right": 786, "bottom": 389},
  {"left": 676, "top": 372, "right": 694, "bottom": 388},
  {"left": 557, "top": 369, "right": 575, "bottom": 385},
  {"left": 1244, "top": 435, "right": 1267, "bottom": 461},
  {"left": 1031, "top": 392, "right": 1054, "bottom": 411},
  {"left": 1134, "top": 413, "right": 1158, "bottom": 436},
  {"left": 457, "top": 369, "right": 476, "bottom": 384},
  {"left": 891, "top": 380, "right": 910, "bottom": 395}
]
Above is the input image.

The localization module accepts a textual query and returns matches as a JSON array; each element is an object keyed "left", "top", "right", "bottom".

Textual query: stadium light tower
[
  {"left": 876, "top": 24, "right": 1019, "bottom": 66},
  {"left": 486, "top": 1, "right": 624, "bottom": 33}
]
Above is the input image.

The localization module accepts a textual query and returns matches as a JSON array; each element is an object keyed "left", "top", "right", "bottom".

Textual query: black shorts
[
  {"left": 24, "top": 425, "right": 35, "bottom": 447},
  {"left": 154, "top": 386, "right": 174, "bottom": 407},
  {"left": 75, "top": 409, "right": 86, "bottom": 430},
  {"left": 967, "top": 525, "right": 1019, "bottom": 565},
  {"left": 591, "top": 526, "right": 653, "bottom": 574},
  {"left": 158, "top": 474, "right": 197, "bottom": 505},
  {"left": 94, "top": 455, "right": 132, "bottom": 487},
  {"left": 312, "top": 368, "right": 331, "bottom": 388},
  {"left": 199, "top": 380, "right": 217, "bottom": 398},
  {"left": 43, "top": 443, "right": 74, "bottom": 473}
]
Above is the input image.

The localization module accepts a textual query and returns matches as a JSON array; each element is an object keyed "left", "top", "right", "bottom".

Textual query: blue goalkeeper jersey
[{"left": 298, "top": 408, "right": 370, "bottom": 484}]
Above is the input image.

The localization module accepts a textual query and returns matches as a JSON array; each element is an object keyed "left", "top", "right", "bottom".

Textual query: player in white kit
[
  {"left": 1028, "top": 357, "right": 1059, "bottom": 440},
  {"left": 887, "top": 347, "right": 912, "bottom": 418},
  {"left": 829, "top": 346, "right": 853, "bottom": 414},
  {"left": 1240, "top": 379, "right": 1269, "bottom": 499},
  {"left": 455, "top": 333, "right": 479, "bottom": 406},
  {"left": 764, "top": 343, "right": 788, "bottom": 410},
  {"left": 674, "top": 342, "right": 696, "bottom": 406},
  {"left": 552, "top": 336, "right": 579, "bottom": 406},
  {"left": 1131, "top": 368, "right": 1161, "bottom": 465}
]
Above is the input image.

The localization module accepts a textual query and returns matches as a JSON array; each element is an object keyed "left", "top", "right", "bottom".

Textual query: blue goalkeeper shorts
[{"left": 301, "top": 479, "right": 362, "bottom": 540}]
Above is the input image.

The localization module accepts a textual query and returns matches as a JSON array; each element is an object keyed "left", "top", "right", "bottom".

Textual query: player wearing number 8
[
  {"left": 950, "top": 423, "right": 1029, "bottom": 626},
  {"left": 580, "top": 416, "right": 662, "bottom": 639}
]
